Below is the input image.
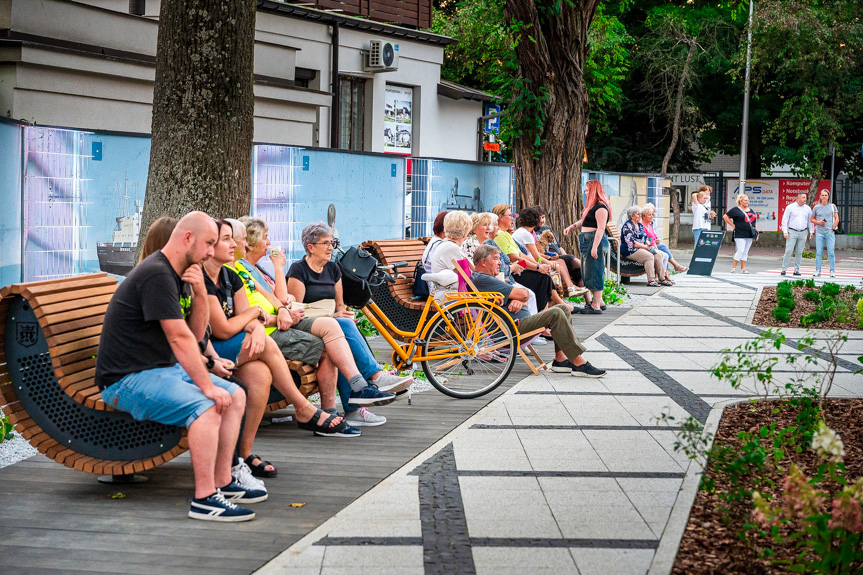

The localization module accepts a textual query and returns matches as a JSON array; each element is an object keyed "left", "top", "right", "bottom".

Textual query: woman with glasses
[
  {"left": 203, "top": 219, "right": 357, "bottom": 468},
  {"left": 288, "top": 222, "right": 412, "bottom": 428},
  {"left": 227, "top": 220, "right": 399, "bottom": 430},
  {"left": 564, "top": 180, "right": 609, "bottom": 314}
]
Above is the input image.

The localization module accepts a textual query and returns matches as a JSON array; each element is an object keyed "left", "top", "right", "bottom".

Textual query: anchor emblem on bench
[{"left": 16, "top": 322, "right": 38, "bottom": 347}]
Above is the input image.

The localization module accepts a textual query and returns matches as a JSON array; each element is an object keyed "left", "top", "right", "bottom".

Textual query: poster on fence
[
  {"left": 725, "top": 178, "right": 830, "bottom": 232},
  {"left": 384, "top": 85, "right": 412, "bottom": 155}
]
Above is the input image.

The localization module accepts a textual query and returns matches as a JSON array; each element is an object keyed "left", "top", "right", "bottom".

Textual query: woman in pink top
[{"left": 642, "top": 204, "right": 687, "bottom": 274}]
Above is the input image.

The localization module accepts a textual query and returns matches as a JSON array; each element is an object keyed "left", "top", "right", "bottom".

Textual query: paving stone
[
  {"left": 571, "top": 548, "right": 655, "bottom": 575},
  {"left": 473, "top": 547, "right": 580, "bottom": 575}
]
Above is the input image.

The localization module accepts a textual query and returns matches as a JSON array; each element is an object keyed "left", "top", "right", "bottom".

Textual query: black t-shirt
[
  {"left": 287, "top": 259, "right": 341, "bottom": 303},
  {"left": 583, "top": 202, "right": 608, "bottom": 229},
  {"left": 726, "top": 207, "right": 757, "bottom": 238},
  {"left": 95, "top": 252, "right": 191, "bottom": 389},
  {"left": 204, "top": 266, "right": 245, "bottom": 319},
  {"left": 471, "top": 271, "right": 530, "bottom": 321}
]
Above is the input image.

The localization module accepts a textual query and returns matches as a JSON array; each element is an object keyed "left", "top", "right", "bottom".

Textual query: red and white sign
[{"left": 725, "top": 179, "right": 830, "bottom": 232}]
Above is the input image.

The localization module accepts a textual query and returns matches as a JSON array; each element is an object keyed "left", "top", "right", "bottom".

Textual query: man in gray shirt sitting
[{"left": 470, "top": 244, "right": 605, "bottom": 377}]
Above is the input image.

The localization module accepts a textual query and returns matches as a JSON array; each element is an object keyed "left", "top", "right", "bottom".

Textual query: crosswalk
[{"left": 760, "top": 266, "right": 863, "bottom": 279}]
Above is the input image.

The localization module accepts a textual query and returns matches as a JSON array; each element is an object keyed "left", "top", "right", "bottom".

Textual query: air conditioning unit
[{"left": 365, "top": 39, "right": 399, "bottom": 71}]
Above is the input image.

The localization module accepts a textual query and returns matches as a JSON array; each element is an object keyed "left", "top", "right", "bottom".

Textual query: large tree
[{"left": 138, "top": 0, "right": 256, "bottom": 247}]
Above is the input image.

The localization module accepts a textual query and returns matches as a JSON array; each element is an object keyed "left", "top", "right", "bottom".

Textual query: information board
[{"left": 687, "top": 230, "right": 725, "bottom": 276}]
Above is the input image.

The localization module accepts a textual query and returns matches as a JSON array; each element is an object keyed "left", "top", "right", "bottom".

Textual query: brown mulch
[
  {"left": 672, "top": 399, "right": 863, "bottom": 574},
  {"left": 752, "top": 285, "right": 862, "bottom": 330}
]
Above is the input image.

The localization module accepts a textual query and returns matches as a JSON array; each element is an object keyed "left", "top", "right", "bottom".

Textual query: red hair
[{"left": 581, "top": 180, "right": 612, "bottom": 221}]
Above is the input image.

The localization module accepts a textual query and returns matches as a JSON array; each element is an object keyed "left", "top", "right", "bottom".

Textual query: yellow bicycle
[{"left": 351, "top": 259, "right": 518, "bottom": 399}]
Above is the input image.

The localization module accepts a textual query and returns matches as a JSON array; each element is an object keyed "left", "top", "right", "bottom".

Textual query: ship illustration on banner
[{"left": 97, "top": 178, "right": 142, "bottom": 276}]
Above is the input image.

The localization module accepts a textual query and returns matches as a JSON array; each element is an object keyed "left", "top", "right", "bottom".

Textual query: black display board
[{"left": 687, "top": 230, "right": 726, "bottom": 276}]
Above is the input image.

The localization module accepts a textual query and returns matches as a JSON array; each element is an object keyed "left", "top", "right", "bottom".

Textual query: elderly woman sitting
[
  {"left": 620, "top": 206, "right": 672, "bottom": 287},
  {"left": 427, "top": 210, "right": 475, "bottom": 294},
  {"left": 462, "top": 211, "right": 492, "bottom": 263},
  {"left": 288, "top": 222, "right": 414, "bottom": 426},
  {"left": 641, "top": 203, "right": 687, "bottom": 273}
]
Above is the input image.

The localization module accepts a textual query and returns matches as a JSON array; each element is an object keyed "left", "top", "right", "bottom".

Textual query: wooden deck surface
[{"left": 0, "top": 309, "right": 622, "bottom": 575}]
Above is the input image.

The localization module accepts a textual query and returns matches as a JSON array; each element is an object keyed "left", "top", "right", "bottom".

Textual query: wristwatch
[{"left": 204, "top": 355, "right": 215, "bottom": 369}]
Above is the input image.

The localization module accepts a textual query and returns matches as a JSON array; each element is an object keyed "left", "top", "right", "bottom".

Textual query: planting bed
[
  {"left": 672, "top": 399, "right": 863, "bottom": 574},
  {"left": 753, "top": 284, "right": 862, "bottom": 330}
]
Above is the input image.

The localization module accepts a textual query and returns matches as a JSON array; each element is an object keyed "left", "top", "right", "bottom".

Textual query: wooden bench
[
  {"left": 0, "top": 274, "right": 318, "bottom": 479},
  {"left": 605, "top": 223, "right": 646, "bottom": 283},
  {"left": 360, "top": 239, "right": 429, "bottom": 340}
]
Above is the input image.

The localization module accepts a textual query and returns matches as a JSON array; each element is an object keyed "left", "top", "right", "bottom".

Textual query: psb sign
[{"left": 687, "top": 231, "right": 725, "bottom": 276}]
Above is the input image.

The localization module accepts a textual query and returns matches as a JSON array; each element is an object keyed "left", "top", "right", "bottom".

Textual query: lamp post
[{"left": 738, "top": 0, "right": 754, "bottom": 193}]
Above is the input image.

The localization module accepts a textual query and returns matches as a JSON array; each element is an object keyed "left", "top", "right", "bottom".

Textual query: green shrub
[
  {"left": 801, "top": 310, "right": 829, "bottom": 327},
  {"left": 793, "top": 279, "right": 808, "bottom": 288},
  {"left": 0, "top": 414, "right": 12, "bottom": 443},
  {"left": 772, "top": 307, "right": 791, "bottom": 322},
  {"left": 804, "top": 278, "right": 816, "bottom": 289},
  {"left": 844, "top": 284, "right": 857, "bottom": 292},
  {"left": 803, "top": 290, "right": 821, "bottom": 303},
  {"left": 777, "top": 296, "right": 796, "bottom": 311},
  {"left": 820, "top": 282, "right": 841, "bottom": 297},
  {"left": 777, "top": 283, "right": 794, "bottom": 299}
]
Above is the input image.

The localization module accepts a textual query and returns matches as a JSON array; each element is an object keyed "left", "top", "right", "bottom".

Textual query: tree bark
[
  {"left": 504, "top": 0, "right": 600, "bottom": 253},
  {"left": 138, "top": 0, "right": 256, "bottom": 249},
  {"left": 661, "top": 40, "right": 695, "bottom": 249}
]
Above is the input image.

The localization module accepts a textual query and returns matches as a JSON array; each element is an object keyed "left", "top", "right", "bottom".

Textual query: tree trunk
[
  {"left": 504, "top": 0, "right": 600, "bottom": 253},
  {"left": 661, "top": 40, "right": 695, "bottom": 250},
  {"left": 138, "top": 0, "right": 256, "bottom": 249}
]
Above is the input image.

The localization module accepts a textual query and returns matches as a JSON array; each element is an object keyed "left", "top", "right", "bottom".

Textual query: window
[{"left": 339, "top": 76, "right": 365, "bottom": 150}]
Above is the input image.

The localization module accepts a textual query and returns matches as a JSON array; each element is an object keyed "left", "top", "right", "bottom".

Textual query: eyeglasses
[
  {"left": 503, "top": 213, "right": 518, "bottom": 218},
  {"left": 236, "top": 270, "right": 256, "bottom": 292},
  {"left": 313, "top": 239, "right": 340, "bottom": 249}
]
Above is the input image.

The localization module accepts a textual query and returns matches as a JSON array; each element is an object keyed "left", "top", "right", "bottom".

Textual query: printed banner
[
  {"left": 725, "top": 179, "right": 830, "bottom": 232},
  {"left": 384, "top": 85, "right": 412, "bottom": 155}
]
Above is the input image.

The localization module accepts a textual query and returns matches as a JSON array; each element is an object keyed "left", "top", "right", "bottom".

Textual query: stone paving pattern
[{"left": 258, "top": 266, "right": 863, "bottom": 575}]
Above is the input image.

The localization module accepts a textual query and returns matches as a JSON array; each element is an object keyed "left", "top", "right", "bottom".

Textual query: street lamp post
[{"left": 738, "top": 0, "right": 754, "bottom": 193}]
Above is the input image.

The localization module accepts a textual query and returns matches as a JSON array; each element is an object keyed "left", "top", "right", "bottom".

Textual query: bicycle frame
[{"left": 360, "top": 291, "right": 509, "bottom": 367}]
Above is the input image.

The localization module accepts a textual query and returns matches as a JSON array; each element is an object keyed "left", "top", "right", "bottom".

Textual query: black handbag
[
  {"left": 337, "top": 246, "right": 380, "bottom": 308},
  {"left": 413, "top": 260, "right": 430, "bottom": 297}
]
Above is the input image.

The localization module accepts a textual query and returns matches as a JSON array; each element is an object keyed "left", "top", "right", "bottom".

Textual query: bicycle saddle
[{"left": 421, "top": 270, "right": 458, "bottom": 286}]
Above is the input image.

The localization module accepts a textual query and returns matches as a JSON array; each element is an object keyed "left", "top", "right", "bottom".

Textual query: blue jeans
[
  {"left": 815, "top": 232, "right": 835, "bottom": 274},
  {"left": 579, "top": 231, "right": 608, "bottom": 292},
  {"left": 335, "top": 317, "right": 381, "bottom": 413},
  {"left": 693, "top": 228, "right": 702, "bottom": 245}
]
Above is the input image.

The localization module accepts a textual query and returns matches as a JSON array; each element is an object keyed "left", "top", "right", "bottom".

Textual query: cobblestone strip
[
  {"left": 315, "top": 536, "right": 424, "bottom": 546},
  {"left": 470, "top": 537, "right": 659, "bottom": 549},
  {"left": 660, "top": 293, "right": 860, "bottom": 372},
  {"left": 408, "top": 443, "right": 476, "bottom": 575},
  {"left": 596, "top": 333, "right": 711, "bottom": 423}
]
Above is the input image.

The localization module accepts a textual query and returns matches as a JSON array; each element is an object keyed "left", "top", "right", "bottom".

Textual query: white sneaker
[
  {"left": 232, "top": 458, "right": 266, "bottom": 492},
  {"left": 345, "top": 407, "right": 387, "bottom": 427},
  {"left": 814, "top": 272, "right": 821, "bottom": 277},
  {"left": 532, "top": 337, "right": 549, "bottom": 346},
  {"left": 371, "top": 373, "right": 413, "bottom": 394},
  {"left": 830, "top": 272, "right": 835, "bottom": 278}
]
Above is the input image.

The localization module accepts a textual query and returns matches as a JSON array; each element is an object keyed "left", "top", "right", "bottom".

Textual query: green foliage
[
  {"left": 803, "top": 290, "right": 821, "bottom": 303},
  {"left": 820, "top": 282, "right": 841, "bottom": 297},
  {"left": 0, "top": 414, "right": 13, "bottom": 443},
  {"left": 804, "top": 278, "right": 816, "bottom": 289},
  {"left": 777, "top": 281, "right": 794, "bottom": 298},
  {"left": 354, "top": 311, "right": 379, "bottom": 338},
  {"left": 772, "top": 307, "right": 791, "bottom": 323},
  {"left": 777, "top": 296, "right": 796, "bottom": 311}
]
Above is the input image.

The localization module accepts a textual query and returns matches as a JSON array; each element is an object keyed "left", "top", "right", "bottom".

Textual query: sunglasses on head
[{"left": 236, "top": 270, "right": 256, "bottom": 292}]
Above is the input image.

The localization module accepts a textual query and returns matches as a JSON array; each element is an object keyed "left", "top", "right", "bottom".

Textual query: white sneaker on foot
[
  {"left": 830, "top": 272, "right": 835, "bottom": 278},
  {"left": 371, "top": 373, "right": 413, "bottom": 394},
  {"left": 345, "top": 407, "right": 387, "bottom": 427},
  {"left": 232, "top": 458, "right": 266, "bottom": 492}
]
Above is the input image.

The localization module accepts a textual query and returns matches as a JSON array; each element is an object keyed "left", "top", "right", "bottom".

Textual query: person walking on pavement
[
  {"left": 810, "top": 189, "right": 839, "bottom": 278},
  {"left": 780, "top": 192, "right": 813, "bottom": 276},
  {"left": 723, "top": 194, "right": 758, "bottom": 274}
]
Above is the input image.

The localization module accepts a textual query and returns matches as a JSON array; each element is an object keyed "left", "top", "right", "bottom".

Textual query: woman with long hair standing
[
  {"left": 810, "top": 189, "right": 839, "bottom": 277},
  {"left": 564, "top": 180, "right": 610, "bottom": 314}
]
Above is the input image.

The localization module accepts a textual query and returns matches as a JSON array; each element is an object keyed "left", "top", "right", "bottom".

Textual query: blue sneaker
[
  {"left": 189, "top": 492, "right": 255, "bottom": 522},
  {"left": 218, "top": 479, "right": 268, "bottom": 503},
  {"left": 348, "top": 385, "right": 396, "bottom": 407},
  {"left": 316, "top": 423, "right": 363, "bottom": 438}
]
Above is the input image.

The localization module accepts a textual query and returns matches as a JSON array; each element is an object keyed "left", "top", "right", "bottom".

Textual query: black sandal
[
  {"left": 297, "top": 407, "right": 353, "bottom": 437},
  {"left": 246, "top": 454, "right": 277, "bottom": 478}
]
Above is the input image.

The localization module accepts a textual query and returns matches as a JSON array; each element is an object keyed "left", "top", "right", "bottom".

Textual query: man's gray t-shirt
[
  {"left": 812, "top": 203, "right": 838, "bottom": 234},
  {"left": 471, "top": 272, "right": 530, "bottom": 321}
]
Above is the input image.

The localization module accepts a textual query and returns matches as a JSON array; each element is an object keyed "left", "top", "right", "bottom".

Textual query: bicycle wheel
[{"left": 420, "top": 302, "right": 517, "bottom": 399}]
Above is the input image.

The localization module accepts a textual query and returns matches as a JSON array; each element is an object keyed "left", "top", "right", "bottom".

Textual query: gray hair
[
  {"left": 301, "top": 222, "right": 334, "bottom": 255},
  {"left": 472, "top": 244, "right": 499, "bottom": 267},
  {"left": 642, "top": 203, "right": 656, "bottom": 216},
  {"left": 625, "top": 205, "right": 642, "bottom": 220}
]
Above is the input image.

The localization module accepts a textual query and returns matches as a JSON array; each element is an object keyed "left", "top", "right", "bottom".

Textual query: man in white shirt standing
[{"left": 780, "top": 192, "right": 813, "bottom": 276}]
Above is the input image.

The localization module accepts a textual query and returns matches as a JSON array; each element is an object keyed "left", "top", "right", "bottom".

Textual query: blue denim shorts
[
  {"left": 100, "top": 364, "right": 240, "bottom": 428},
  {"left": 579, "top": 231, "right": 609, "bottom": 292},
  {"left": 211, "top": 331, "right": 247, "bottom": 363}
]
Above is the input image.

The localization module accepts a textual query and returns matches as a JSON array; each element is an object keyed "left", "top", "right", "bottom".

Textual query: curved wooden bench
[
  {"left": 360, "top": 239, "right": 428, "bottom": 339},
  {"left": 0, "top": 274, "right": 318, "bottom": 477},
  {"left": 605, "top": 223, "right": 646, "bottom": 283}
]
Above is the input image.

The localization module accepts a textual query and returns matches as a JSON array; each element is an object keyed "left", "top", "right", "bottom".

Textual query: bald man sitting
[{"left": 96, "top": 212, "right": 263, "bottom": 522}]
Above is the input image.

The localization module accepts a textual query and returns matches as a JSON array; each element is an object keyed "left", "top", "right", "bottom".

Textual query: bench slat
[
  {"left": 0, "top": 273, "right": 108, "bottom": 298},
  {"left": 43, "top": 314, "right": 106, "bottom": 338},
  {"left": 52, "top": 345, "right": 99, "bottom": 369},
  {"left": 49, "top": 335, "right": 102, "bottom": 358},
  {"left": 46, "top": 325, "right": 103, "bottom": 347},
  {"left": 39, "top": 304, "right": 110, "bottom": 327}
]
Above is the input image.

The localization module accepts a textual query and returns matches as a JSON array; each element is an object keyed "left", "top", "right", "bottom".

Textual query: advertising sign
[
  {"left": 384, "top": 85, "right": 412, "bottom": 155},
  {"left": 725, "top": 179, "right": 830, "bottom": 232},
  {"left": 688, "top": 230, "right": 725, "bottom": 276}
]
